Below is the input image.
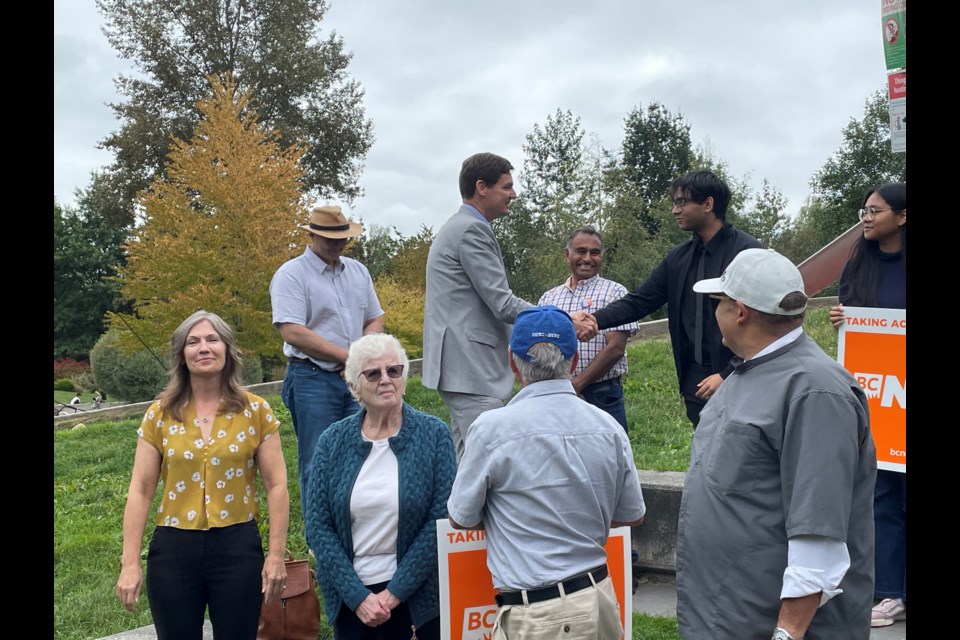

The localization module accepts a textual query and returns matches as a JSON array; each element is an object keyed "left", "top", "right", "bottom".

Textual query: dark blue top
[{"left": 875, "top": 250, "right": 906, "bottom": 309}]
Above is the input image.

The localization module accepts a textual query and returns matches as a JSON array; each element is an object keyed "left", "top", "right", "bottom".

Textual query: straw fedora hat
[{"left": 299, "top": 205, "right": 364, "bottom": 239}]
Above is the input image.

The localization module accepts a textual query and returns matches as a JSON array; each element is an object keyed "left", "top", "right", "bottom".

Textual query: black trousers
[
  {"left": 680, "top": 361, "right": 714, "bottom": 429},
  {"left": 334, "top": 580, "right": 440, "bottom": 640},
  {"left": 146, "top": 521, "right": 264, "bottom": 640}
]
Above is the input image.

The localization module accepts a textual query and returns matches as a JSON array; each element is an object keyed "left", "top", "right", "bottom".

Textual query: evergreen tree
[{"left": 96, "top": 0, "right": 373, "bottom": 226}]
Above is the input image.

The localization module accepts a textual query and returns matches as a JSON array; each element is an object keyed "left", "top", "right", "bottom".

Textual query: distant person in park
[
  {"left": 422, "top": 152, "right": 532, "bottom": 460},
  {"left": 116, "top": 310, "right": 290, "bottom": 640},
  {"left": 677, "top": 249, "right": 876, "bottom": 640},
  {"left": 572, "top": 170, "right": 763, "bottom": 428},
  {"left": 539, "top": 226, "right": 639, "bottom": 431},
  {"left": 70, "top": 394, "right": 81, "bottom": 405},
  {"left": 830, "top": 183, "right": 906, "bottom": 629},
  {"left": 270, "top": 204, "right": 385, "bottom": 503},
  {"left": 305, "top": 333, "right": 456, "bottom": 640},
  {"left": 447, "top": 306, "right": 646, "bottom": 640}
]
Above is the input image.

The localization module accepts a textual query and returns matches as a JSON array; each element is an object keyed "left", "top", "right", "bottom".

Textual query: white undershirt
[{"left": 350, "top": 436, "right": 400, "bottom": 585}]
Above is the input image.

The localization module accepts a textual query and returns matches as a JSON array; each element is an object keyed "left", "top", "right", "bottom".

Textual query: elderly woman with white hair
[{"left": 304, "top": 333, "right": 456, "bottom": 640}]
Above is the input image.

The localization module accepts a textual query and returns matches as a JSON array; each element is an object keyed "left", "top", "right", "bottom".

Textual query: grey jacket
[{"left": 422, "top": 206, "right": 531, "bottom": 397}]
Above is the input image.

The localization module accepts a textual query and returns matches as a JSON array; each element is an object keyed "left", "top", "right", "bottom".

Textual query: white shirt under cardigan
[{"left": 350, "top": 436, "right": 400, "bottom": 585}]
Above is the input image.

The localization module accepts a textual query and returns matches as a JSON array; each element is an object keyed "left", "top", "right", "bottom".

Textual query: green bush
[
  {"left": 73, "top": 370, "right": 98, "bottom": 393},
  {"left": 90, "top": 330, "right": 169, "bottom": 403},
  {"left": 54, "top": 378, "right": 76, "bottom": 392},
  {"left": 241, "top": 353, "right": 263, "bottom": 385}
]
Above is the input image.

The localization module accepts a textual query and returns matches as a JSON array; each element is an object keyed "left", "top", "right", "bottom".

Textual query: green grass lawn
[{"left": 54, "top": 307, "right": 836, "bottom": 640}]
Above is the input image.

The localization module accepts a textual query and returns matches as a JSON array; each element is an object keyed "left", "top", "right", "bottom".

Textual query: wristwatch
[{"left": 771, "top": 628, "right": 798, "bottom": 640}]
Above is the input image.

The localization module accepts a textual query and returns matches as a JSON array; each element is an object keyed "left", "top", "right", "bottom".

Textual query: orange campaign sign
[
  {"left": 837, "top": 306, "right": 906, "bottom": 472},
  {"left": 436, "top": 520, "right": 633, "bottom": 640}
]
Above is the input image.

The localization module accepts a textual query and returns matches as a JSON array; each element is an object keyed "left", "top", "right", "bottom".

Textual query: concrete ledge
[{"left": 631, "top": 470, "right": 685, "bottom": 572}]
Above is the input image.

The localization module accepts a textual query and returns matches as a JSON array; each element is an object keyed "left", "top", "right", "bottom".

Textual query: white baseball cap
[{"left": 693, "top": 248, "right": 807, "bottom": 316}]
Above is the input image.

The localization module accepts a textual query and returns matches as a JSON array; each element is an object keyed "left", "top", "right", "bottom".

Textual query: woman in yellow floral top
[{"left": 116, "top": 310, "right": 290, "bottom": 640}]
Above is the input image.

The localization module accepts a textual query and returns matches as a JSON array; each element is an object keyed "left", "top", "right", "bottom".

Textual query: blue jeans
[
  {"left": 874, "top": 469, "right": 907, "bottom": 600},
  {"left": 281, "top": 361, "right": 361, "bottom": 507},
  {"left": 581, "top": 377, "right": 629, "bottom": 432}
]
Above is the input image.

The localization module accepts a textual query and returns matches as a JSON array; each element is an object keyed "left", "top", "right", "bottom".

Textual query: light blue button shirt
[
  {"left": 269, "top": 247, "right": 384, "bottom": 371},
  {"left": 448, "top": 378, "right": 646, "bottom": 590}
]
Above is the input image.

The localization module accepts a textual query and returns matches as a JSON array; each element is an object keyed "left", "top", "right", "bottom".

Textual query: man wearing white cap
[
  {"left": 676, "top": 249, "right": 877, "bottom": 640},
  {"left": 447, "top": 305, "right": 646, "bottom": 640},
  {"left": 269, "top": 205, "right": 385, "bottom": 503}
]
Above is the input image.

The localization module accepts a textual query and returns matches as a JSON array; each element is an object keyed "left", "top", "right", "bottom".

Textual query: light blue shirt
[
  {"left": 447, "top": 379, "right": 646, "bottom": 590},
  {"left": 269, "top": 247, "right": 384, "bottom": 371}
]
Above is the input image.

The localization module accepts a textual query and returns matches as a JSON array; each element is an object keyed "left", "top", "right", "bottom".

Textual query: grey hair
[
  {"left": 511, "top": 342, "right": 572, "bottom": 383},
  {"left": 344, "top": 333, "right": 410, "bottom": 402}
]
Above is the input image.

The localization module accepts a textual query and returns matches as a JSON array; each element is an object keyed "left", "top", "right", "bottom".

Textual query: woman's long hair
[
  {"left": 839, "top": 183, "right": 906, "bottom": 306},
  {"left": 156, "top": 310, "right": 248, "bottom": 422}
]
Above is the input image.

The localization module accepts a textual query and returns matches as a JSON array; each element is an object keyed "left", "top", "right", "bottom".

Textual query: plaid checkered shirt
[{"left": 538, "top": 275, "right": 639, "bottom": 382}]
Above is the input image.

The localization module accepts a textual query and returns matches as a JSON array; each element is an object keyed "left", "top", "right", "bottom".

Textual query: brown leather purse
[{"left": 257, "top": 550, "right": 321, "bottom": 640}]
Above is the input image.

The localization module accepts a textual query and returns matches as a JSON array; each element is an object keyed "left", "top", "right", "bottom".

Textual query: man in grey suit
[{"left": 423, "top": 152, "right": 533, "bottom": 460}]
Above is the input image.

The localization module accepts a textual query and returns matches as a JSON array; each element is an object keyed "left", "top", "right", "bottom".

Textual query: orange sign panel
[
  {"left": 837, "top": 307, "right": 906, "bottom": 472},
  {"left": 437, "top": 520, "right": 633, "bottom": 640}
]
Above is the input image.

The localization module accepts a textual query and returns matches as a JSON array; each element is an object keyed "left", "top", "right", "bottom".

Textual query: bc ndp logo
[
  {"left": 854, "top": 373, "right": 906, "bottom": 409},
  {"left": 461, "top": 605, "right": 498, "bottom": 640}
]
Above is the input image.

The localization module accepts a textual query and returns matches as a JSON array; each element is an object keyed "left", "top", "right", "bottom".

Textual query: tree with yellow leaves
[{"left": 113, "top": 74, "right": 308, "bottom": 365}]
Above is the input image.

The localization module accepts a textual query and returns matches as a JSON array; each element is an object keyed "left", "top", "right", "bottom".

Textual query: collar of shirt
[
  {"left": 462, "top": 203, "right": 490, "bottom": 225},
  {"left": 564, "top": 274, "right": 600, "bottom": 293},
  {"left": 750, "top": 326, "right": 804, "bottom": 360},
  {"left": 698, "top": 222, "right": 731, "bottom": 255},
  {"left": 507, "top": 378, "right": 577, "bottom": 406},
  {"left": 303, "top": 245, "right": 344, "bottom": 274}
]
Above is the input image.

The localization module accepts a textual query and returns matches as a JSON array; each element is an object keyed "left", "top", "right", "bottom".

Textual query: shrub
[
  {"left": 90, "top": 330, "right": 168, "bottom": 403},
  {"left": 73, "top": 370, "right": 99, "bottom": 393},
  {"left": 54, "top": 378, "right": 76, "bottom": 392},
  {"left": 241, "top": 353, "right": 263, "bottom": 386},
  {"left": 54, "top": 358, "right": 90, "bottom": 381}
]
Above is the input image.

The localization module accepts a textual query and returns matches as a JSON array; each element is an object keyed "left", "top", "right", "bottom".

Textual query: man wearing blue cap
[{"left": 447, "top": 305, "right": 646, "bottom": 640}]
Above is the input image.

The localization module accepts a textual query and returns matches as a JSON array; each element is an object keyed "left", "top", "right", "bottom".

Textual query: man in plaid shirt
[{"left": 539, "top": 226, "right": 639, "bottom": 431}]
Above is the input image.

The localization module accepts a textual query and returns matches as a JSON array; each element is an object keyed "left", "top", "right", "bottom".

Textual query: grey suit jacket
[{"left": 422, "top": 206, "right": 532, "bottom": 398}]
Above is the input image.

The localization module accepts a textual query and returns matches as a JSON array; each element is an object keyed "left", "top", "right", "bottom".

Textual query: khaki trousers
[{"left": 492, "top": 575, "right": 622, "bottom": 640}]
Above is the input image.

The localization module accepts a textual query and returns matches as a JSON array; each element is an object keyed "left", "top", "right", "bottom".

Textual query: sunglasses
[{"left": 359, "top": 364, "right": 404, "bottom": 382}]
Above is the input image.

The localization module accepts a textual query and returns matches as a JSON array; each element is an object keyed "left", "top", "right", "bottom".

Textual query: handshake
[{"left": 570, "top": 311, "right": 599, "bottom": 341}]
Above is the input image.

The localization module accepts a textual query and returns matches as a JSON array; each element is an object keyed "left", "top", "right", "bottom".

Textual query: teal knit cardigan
[{"left": 304, "top": 402, "right": 457, "bottom": 629}]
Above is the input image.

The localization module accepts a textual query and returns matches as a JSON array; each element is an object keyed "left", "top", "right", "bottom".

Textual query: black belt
[
  {"left": 287, "top": 357, "right": 315, "bottom": 366},
  {"left": 582, "top": 376, "right": 621, "bottom": 393},
  {"left": 494, "top": 565, "right": 608, "bottom": 606}
]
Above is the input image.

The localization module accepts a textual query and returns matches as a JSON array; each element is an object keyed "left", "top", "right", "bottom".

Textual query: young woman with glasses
[
  {"left": 304, "top": 333, "right": 456, "bottom": 640},
  {"left": 829, "top": 183, "right": 907, "bottom": 629}
]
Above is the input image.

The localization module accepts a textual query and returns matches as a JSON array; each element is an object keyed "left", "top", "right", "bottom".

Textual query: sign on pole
[
  {"left": 837, "top": 307, "right": 906, "bottom": 472},
  {"left": 437, "top": 520, "right": 634, "bottom": 640},
  {"left": 887, "top": 70, "right": 906, "bottom": 153},
  {"left": 880, "top": 0, "right": 906, "bottom": 71}
]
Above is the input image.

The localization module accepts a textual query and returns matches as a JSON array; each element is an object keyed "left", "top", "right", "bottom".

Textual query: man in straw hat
[
  {"left": 270, "top": 204, "right": 384, "bottom": 502},
  {"left": 676, "top": 248, "right": 876, "bottom": 640}
]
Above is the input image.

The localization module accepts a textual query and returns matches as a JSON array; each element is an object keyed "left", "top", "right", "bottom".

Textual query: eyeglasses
[
  {"left": 672, "top": 198, "right": 690, "bottom": 208},
  {"left": 857, "top": 206, "right": 892, "bottom": 221},
  {"left": 359, "top": 364, "right": 404, "bottom": 382}
]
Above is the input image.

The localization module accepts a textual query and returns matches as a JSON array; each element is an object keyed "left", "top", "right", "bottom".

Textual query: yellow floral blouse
[{"left": 137, "top": 391, "right": 280, "bottom": 530}]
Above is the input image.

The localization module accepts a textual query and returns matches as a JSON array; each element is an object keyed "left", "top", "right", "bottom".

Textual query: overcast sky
[{"left": 54, "top": 0, "right": 889, "bottom": 238}]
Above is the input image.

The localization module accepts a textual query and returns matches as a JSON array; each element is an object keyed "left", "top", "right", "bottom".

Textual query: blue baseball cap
[{"left": 510, "top": 305, "right": 579, "bottom": 362}]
